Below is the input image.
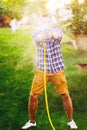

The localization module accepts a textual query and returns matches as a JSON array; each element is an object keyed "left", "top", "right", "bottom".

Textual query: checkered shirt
[{"left": 33, "top": 29, "right": 64, "bottom": 73}]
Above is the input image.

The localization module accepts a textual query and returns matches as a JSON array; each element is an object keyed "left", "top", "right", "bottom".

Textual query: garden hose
[{"left": 44, "top": 42, "right": 56, "bottom": 130}]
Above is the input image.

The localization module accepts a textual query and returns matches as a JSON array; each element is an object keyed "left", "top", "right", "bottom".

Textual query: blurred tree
[
  {"left": 0, "top": 0, "right": 48, "bottom": 19},
  {"left": 66, "top": 0, "right": 87, "bottom": 34},
  {"left": 0, "top": 0, "right": 29, "bottom": 19},
  {"left": 65, "top": 0, "right": 87, "bottom": 52},
  {"left": 0, "top": 0, "right": 48, "bottom": 26}
]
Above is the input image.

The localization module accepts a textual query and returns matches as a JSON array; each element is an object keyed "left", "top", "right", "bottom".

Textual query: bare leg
[
  {"left": 61, "top": 93, "right": 73, "bottom": 121},
  {"left": 28, "top": 92, "right": 39, "bottom": 122}
]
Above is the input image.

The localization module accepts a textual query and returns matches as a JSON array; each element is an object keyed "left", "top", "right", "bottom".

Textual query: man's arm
[{"left": 32, "top": 28, "right": 63, "bottom": 43}]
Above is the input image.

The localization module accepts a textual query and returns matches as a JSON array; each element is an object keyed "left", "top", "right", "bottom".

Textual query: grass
[{"left": 0, "top": 27, "right": 87, "bottom": 130}]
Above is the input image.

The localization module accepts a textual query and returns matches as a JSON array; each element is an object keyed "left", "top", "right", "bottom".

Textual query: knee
[
  {"left": 61, "top": 93, "right": 70, "bottom": 101},
  {"left": 30, "top": 92, "right": 38, "bottom": 102}
]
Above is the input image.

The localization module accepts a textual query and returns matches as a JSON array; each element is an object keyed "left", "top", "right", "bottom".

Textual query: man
[{"left": 22, "top": 16, "right": 78, "bottom": 129}]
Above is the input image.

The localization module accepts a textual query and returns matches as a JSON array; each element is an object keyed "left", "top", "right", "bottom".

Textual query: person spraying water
[{"left": 22, "top": 14, "right": 78, "bottom": 130}]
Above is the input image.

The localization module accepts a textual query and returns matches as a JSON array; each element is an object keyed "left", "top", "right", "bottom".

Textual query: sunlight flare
[{"left": 79, "top": 0, "right": 84, "bottom": 3}]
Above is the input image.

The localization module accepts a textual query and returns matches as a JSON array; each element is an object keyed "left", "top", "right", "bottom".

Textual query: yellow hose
[{"left": 44, "top": 42, "right": 56, "bottom": 130}]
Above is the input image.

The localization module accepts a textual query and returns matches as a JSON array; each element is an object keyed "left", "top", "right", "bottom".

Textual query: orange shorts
[{"left": 31, "top": 69, "right": 69, "bottom": 95}]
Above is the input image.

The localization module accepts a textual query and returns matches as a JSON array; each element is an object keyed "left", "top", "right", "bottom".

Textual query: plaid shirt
[{"left": 33, "top": 29, "right": 64, "bottom": 73}]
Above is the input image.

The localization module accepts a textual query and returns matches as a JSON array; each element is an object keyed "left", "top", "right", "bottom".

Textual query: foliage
[
  {"left": 0, "top": 0, "right": 29, "bottom": 19},
  {"left": 0, "top": 0, "right": 47, "bottom": 27},
  {"left": 0, "top": 28, "right": 87, "bottom": 130},
  {"left": 65, "top": 0, "right": 87, "bottom": 34},
  {"left": 0, "top": 0, "right": 47, "bottom": 19}
]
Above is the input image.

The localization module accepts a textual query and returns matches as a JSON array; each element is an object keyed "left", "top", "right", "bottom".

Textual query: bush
[{"left": 66, "top": 0, "right": 87, "bottom": 34}]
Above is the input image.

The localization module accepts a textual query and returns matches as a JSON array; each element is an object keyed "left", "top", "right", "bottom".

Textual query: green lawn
[{"left": 0, "top": 28, "right": 87, "bottom": 130}]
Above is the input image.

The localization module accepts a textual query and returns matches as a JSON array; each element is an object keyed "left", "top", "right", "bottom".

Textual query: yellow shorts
[{"left": 31, "top": 69, "right": 69, "bottom": 95}]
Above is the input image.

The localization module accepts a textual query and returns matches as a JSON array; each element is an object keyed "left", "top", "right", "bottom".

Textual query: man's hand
[
  {"left": 36, "top": 30, "right": 52, "bottom": 42},
  {"left": 52, "top": 31, "right": 59, "bottom": 40},
  {"left": 33, "top": 28, "right": 63, "bottom": 43}
]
